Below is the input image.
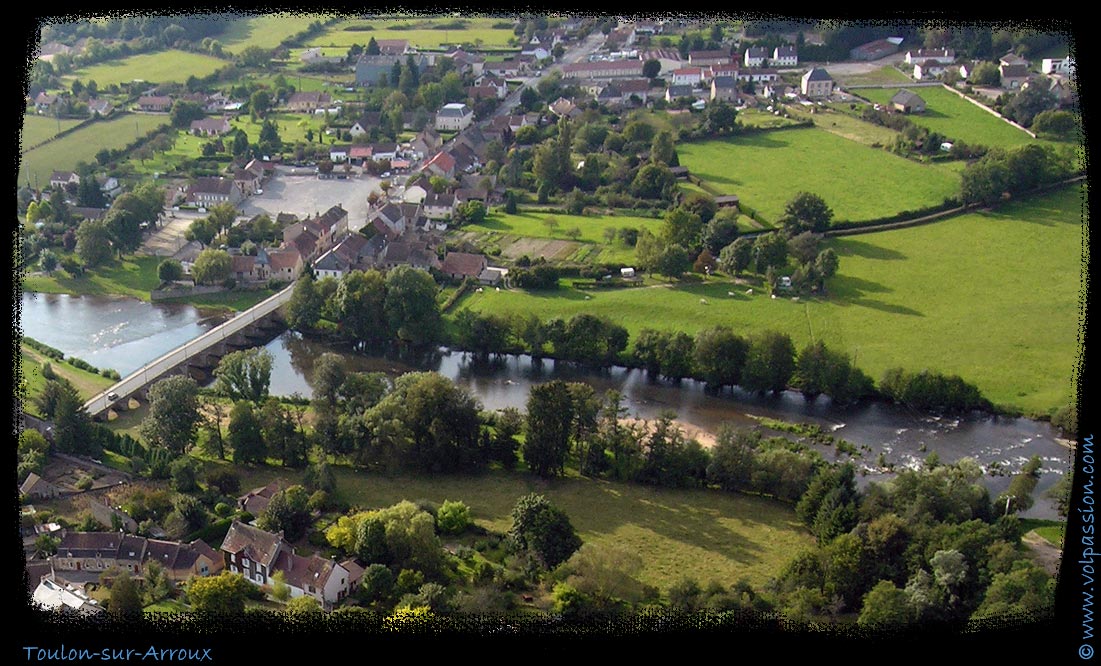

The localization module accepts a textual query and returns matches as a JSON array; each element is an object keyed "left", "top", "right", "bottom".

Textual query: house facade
[
  {"left": 186, "top": 177, "right": 243, "bottom": 208},
  {"left": 800, "top": 68, "right": 834, "bottom": 98},
  {"left": 435, "top": 103, "right": 474, "bottom": 131}
]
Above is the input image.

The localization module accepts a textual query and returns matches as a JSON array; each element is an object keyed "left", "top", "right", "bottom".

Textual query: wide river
[{"left": 19, "top": 291, "right": 1074, "bottom": 520}]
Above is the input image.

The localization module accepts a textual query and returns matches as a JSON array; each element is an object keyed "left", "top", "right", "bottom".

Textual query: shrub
[{"left": 76, "top": 475, "right": 94, "bottom": 491}]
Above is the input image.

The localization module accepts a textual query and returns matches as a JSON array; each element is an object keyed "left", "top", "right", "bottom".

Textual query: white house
[
  {"left": 1042, "top": 57, "right": 1075, "bottom": 76},
  {"left": 772, "top": 45, "right": 798, "bottom": 67},
  {"left": 801, "top": 68, "right": 834, "bottom": 98},
  {"left": 436, "top": 103, "right": 474, "bottom": 132},
  {"left": 904, "top": 48, "right": 956, "bottom": 65},
  {"left": 670, "top": 67, "right": 704, "bottom": 86}
]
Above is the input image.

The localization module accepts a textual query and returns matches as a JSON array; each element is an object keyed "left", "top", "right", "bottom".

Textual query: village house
[
  {"left": 637, "top": 48, "right": 682, "bottom": 76},
  {"left": 913, "top": 60, "right": 948, "bottom": 81},
  {"left": 20, "top": 472, "right": 61, "bottom": 500},
  {"left": 436, "top": 103, "right": 474, "bottom": 132},
  {"left": 286, "top": 91, "right": 332, "bottom": 113},
  {"left": 670, "top": 67, "right": 705, "bottom": 87},
  {"left": 87, "top": 98, "right": 114, "bottom": 117},
  {"left": 849, "top": 38, "right": 901, "bottom": 61},
  {"left": 440, "top": 252, "right": 488, "bottom": 281},
  {"left": 1042, "top": 57, "right": 1075, "bottom": 76},
  {"left": 230, "top": 254, "right": 262, "bottom": 283},
  {"left": 34, "top": 92, "right": 59, "bottom": 113},
  {"left": 801, "top": 68, "right": 834, "bottom": 98},
  {"left": 688, "top": 50, "right": 732, "bottom": 67},
  {"left": 711, "top": 76, "right": 739, "bottom": 102},
  {"left": 1000, "top": 63, "right": 1031, "bottom": 89},
  {"left": 423, "top": 150, "right": 457, "bottom": 179},
  {"left": 891, "top": 89, "right": 926, "bottom": 114},
  {"left": 136, "top": 95, "right": 173, "bottom": 113},
  {"left": 561, "top": 59, "right": 645, "bottom": 79},
  {"left": 32, "top": 577, "right": 104, "bottom": 615},
  {"left": 376, "top": 39, "right": 411, "bottom": 56},
  {"left": 665, "top": 85, "right": 696, "bottom": 102},
  {"left": 233, "top": 167, "right": 262, "bottom": 196},
  {"left": 448, "top": 48, "right": 486, "bottom": 76},
  {"left": 738, "top": 69, "right": 780, "bottom": 85},
  {"left": 50, "top": 532, "right": 223, "bottom": 583},
  {"left": 190, "top": 117, "right": 231, "bottom": 137},
  {"left": 772, "top": 45, "right": 798, "bottom": 67},
  {"left": 904, "top": 48, "right": 956, "bottom": 65},
  {"left": 266, "top": 249, "right": 304, "bottom": 282},
  {"left": 549, "top": 97, "right": 582, "bottom": 120},
  {"left": 49, "top": 170, "right": 80, "bottom": 190},
  {"left": 743, "top": 46, "right": 770, "bottom": 67},
  {"left": 422, "top": 192, "right": 456, "bottom": 220},
  {"left": 185, "top": 177, "right": 242, "bottom": 208}
]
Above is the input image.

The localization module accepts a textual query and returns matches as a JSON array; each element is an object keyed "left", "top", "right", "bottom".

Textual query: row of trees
[{"left": 960, "top": 143, "right": 1076, "bottom": 205}]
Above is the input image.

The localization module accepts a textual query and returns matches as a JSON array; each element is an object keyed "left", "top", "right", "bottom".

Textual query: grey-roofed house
[
  {"left": 800, "top": 68, "right": 834, "bottom": 98},
  {"left": 436, "top": 102, "right": 474, "bottom": 131},
  {"left": 665, "top": 84, "right": 695, "bottom": 101},
  {"left": 20, "top": 472, "right": 60, "bottom": 500},
  {"left": 743, "top": 46, "right": 769, "bottom": 67},
  {"left": 440, "top": 252, "right": 488, "bottom": 281},
  {"left": 1000, "top": 63, "right": 1031, "bottom": 89},
  {"left": 221, "top": 519, "right": 293, "bottom": 586},
  {"left": 890, "top": 89, "right": 926, "bottom": 114},
  {"left": 711, "top": 76, "right": 739, "bottom": 102},
  {"left": 186, "top": 177, "right": 242, "bottom": 207}
]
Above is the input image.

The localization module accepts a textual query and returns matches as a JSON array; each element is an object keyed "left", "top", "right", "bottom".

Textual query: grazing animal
[
  {"left": 495, "top": 287, "right": 500, "bottom": 292},
  {"left": 746, "top": 288, "right": 753, "bottom": 295},
  {"left": 700, "top": 298, "right": 708, "bottom": 304},
  {"left": 728, "top": 291, "right": 735, "bottom": 296}
]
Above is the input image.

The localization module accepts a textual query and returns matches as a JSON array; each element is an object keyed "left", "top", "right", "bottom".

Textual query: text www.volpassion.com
[{"left": 1079, "top": 434, "right": 1096, "bottom": 659}]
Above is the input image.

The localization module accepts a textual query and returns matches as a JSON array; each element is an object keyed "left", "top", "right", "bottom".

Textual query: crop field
[
  {"left": 677, "top": 126, "right": 963, "bottom": 225},
  {"left": 313, "top": 16, "right": 519, "bottom": 50},
  {"left": 18, "top": 113, "right": 170, "bottom": 188},
  {"left": 853, "top": 85, "right": 1040, "bottom": 148},
  {"left": 454, "top": 185, "right": 1084, "bottom": 415},
  {"left": 65, "top": 50, "right": 228, "bottom": 87},
  {"left": 20, "top": 114, "right": 85, "bottom": 151}
]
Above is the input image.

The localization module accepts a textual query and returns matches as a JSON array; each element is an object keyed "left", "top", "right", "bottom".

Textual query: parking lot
[{"left": 239, "top": 170, "right": 386, "bottom": 232}]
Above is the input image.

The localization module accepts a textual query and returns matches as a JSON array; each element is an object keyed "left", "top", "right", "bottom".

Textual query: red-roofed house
[{"left": 423, "top": 150, "right": 456, "bottom": 179}]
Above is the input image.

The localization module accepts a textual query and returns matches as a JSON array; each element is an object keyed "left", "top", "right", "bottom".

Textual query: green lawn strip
[
  {"left": 19, "top": 114, "right": 171, "bottom": 189},
  {"left": 736, "top": 109, "right": 806, "bottom": 129},
  {"left": 314, "top": 17, "right": 518, "bottom": 50},
  {"left": 454, "top": 185, "right": 1083, "bottom": 415},
  {"left": 230, "top": 112, "right": 328, "bottom": 146},
  {"left": 22, "top": 255, "right": 163, "bottom": 301},
  {"left": 789, "top": 106, "right": 901, "bottom": 148},
  {"left": 853, "top": 86, "right": 1040, "bottom": 149},
  {"left": 20, "top": 114, "right": 85, "bottom": 150},
  {"left": 469, "top": 210, "right": 664, "bottom": 244},
  {"left": 229, "top": 464, "right": 813, "bottom": 590},
  {"left": 677, "top": 127, "right": 961, "bottom": 225},
  {"left": 833, "top": 65, "right": 912, "bottom": 87},
  {"left": 219, "top": 13, "right": 327, "bottom": 52},
  {"left": 64, "top": 50, "right": 229, "bottom": 87},
  {"left": 158, "top": 289, "right": 277, "bottom": 313},
  {"left": 1032, "top": 525, "right": 1066, "bottom": 549},
  {"left": 20, "top": 346, "right": 116, "bottom": 407},
  {"left": 144, "top": 598, "right": 191, "bottom": 614}
]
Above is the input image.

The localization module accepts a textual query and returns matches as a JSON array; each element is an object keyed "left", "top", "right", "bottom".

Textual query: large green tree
[
  {"left": 187, "top": 571, "right": 254, "bottom": 614},
  {"left": 75, "top": 217, "right": 113, "bottom": 268},
  {"left": 228, "top": 400, "right": 266, "bottom": 464},
  {"left": 778, "top": 192, "right": 833, "bottom": 234},
  {"left": 524, "top": 380, "right": 575, "bottom": 478},
  {"left": 140, "top": 375, "right": 201, "bottom": 454},
  {"left": 213, "top": 348, "right": 274, "bottom": 404},
  {"left": 384, "top": 265, "right": 441, "bottom": 347},
  {"left": 191, "top": 248, "right": 232, "bottom": 285},
  {"left": 740, "top": 331, "right": 797, "bottom": 394},
  {"left": 508, "top": 493, "right": 582, "bottom": 569},
  {"left": 337, "top": 269, "right": 388, "bottom": 346}
]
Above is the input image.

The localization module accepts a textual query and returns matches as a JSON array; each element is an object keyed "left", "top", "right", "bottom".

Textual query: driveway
[{"left": 238, "top": 171, "right": 384, "bottom": 233}]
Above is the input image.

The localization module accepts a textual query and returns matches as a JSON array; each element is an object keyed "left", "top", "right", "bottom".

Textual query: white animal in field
[
  {"left": 495, "top": 287, "right": 500, "bottom": 292},
  {"left": 771, "top": 294, "right": 776, "bottom": 299},
  {"left": 699, "top": 298, "right": 708, "bottom": 305},
  {"left": 584, "top": 295, "right": 591, "bottom": 300},
  {"left": 746, "top": 288, "right": 753, "bottom": 295},
  {"left": 728, "top": 291, "right": 734, "bottom": 297},
  {"left": 792, "top": 297, "right": 799, "bottom": 302},
  {"left": 476, "top": 287, "right": 483, "bottom": 293}
]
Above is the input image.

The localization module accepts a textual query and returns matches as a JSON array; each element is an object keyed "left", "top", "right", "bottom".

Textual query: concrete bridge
[{"left": 84, "top": 285, "right": 295, "bottom": 420}]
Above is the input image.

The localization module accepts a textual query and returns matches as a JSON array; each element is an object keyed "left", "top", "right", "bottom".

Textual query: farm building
[{"left": 890, "top": 89, "right": 926, "bottom": 113}]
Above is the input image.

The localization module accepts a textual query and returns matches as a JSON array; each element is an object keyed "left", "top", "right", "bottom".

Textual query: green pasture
[
  {"left": 20, "top": 114, "right": 85, "bottom": 150},
  {"left": 854, "top": 85, "right": 1040, "bottom": 148},
  {"left": 218, "top": 13, "right": 328, "bottom": 52},
  {"left": 313, "top": 16, "right": 519, "bottom": 50},
  {"left": 230, "top": 464, "right": 814, "bottom": 590},
  {"left": 18, "top": 113, "right": 171, "bottom": 189},
  {"left": 677, "top": 126, "right": 963, "bottom": 224},
  {"left": 65, "top": 50, "right": 228, "bottom": 87},
  {"left": 455, "top": 185, "right": 1084, "bottom": 415}
]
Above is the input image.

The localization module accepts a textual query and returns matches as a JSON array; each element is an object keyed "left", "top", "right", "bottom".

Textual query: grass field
[
  {"left": 65, "top": 50, "right": 228, "bottom": 87},
  {"left": 787, "top": 106, "right": 901, "bottom": 149},
  {"left": 20, "top": 114, "right": 85, "bottom": 150},
  {"left": 313, "top": 16, "right": 518, "bottom": 50},
  {"left": 22, "top": 255, "right": 163, "bottom": 301},
  {"left": 20, "top": 345, "right": 115, "bottom": 412},
  {"left": 455, "top": 184, "right": 1084, "bottom": 415},
  {"left": 853, "top": 85, "right": 1040, "bottom": 148},
  {"left": 469, "top": 210, "right": 664, "bottom": 244},
  {"left": 229, "top": 464, "right": 814, "bottom": 590},
  {"left": 18, "top": 114, "right": 170, "bottom": 189},
  {"left": 677, "top": 127, "right": 963, "bottom": 225},
  {"left": 219, "top": 13, "right": 327, "bottom": 52},
  {"left": 833, "top": 65, "right": 912, "bottom": 87}
]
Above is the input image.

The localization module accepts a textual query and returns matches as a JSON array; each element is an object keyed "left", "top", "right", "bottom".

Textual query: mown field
[
  {"left": 64, "top": 50, "right": 228, "bottom": 87},
  {"left": 217, "top": 13, "right": 327, "bottom": 52},
  {"left": 20, "top": 114, "right": 85, "bottom": 150},
  {"left": 832, "top": 65, "right": 912, "bottom": 87},
  {"left": 677, "top": 126, "right": 963, "bottom": 224},
  {"left": 20, "top": 345, "right": 115, "bottom": 412},
  {"left": 22, "top": 255, "right": 163, "bottom": 301},
  {"left": 18, "top": 113, "right": 170, "bottom": 188},
  {"left": 455, "top": 184, "right": 1084, "bottom": 415},
  {"left": 229, "top": 464, "right": 814, "bottom": 590},
  {"left": 854, "top": 85, "right": 1040, "bottom": 148},
  {"left": 313, "top": 16, "right": 519, "bottom": 50}
]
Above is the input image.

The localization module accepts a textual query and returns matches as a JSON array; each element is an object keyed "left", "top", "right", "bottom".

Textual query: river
[{"left": 19, "top": 292, "right": 1073, "bottom": 520}]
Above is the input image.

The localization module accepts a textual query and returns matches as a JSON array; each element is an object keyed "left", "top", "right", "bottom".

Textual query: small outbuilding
[{"left": 891, "top": 89, "right": 926, "bottom": 114}]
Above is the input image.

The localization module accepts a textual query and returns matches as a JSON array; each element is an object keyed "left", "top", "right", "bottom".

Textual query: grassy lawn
[
  {"left": 833, "top": 65, "right": 912, "bottom": 87},
  {"left": 853, "top": 85, "right": 1040, "bottom": 148},
  {"left": 231, "top": 112, "right": 328, "bottom": 146},
  {"left": 1033, "top": 525, "right": 1066, "bottom": 549},
  {"left": 230, "top": 464, "right": 813, "bottom": 590},
  {"left": 144, "top": 598, "right": 191, "bottom": 614},
  {"left": 20, "top": 345, "right": 115, "bottom": 410},
  {"left": 736, "top": 109, "right": 807, "bottom": 129},
  {"left": 22, "top": 255, "right": 163, "bottom": 301},
  {"left": 20, "top": 114, "right": 85, "bottom": 150},
  {"left": 454, "top": 185, "right": 1084, "bottom": 415},
  {"left": 677, "top": 126, "right": 962, "bottom": 225},
  {"left": 468, "top": 210, "right": 664, "bottom": 244},
  {"left": 65, "top": 50, "right": 228, "bottom": 87},
  {"left": 314, "top": 16, "right": 518, "bottom": 50},
  {"left": 158, "top": 289, "right": 277, "bottom": 313},
  {"left": 219, "top": 13, "right": 327, "bottom": 52},
  {"left": 18, "top": 114, "right": 170, "bottom": 189},
  {"left": 787, "top": 106, "right": 900, "bottom": 149}
]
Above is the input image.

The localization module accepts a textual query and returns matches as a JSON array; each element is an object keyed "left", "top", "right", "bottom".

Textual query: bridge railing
[{"left": 83, "top": 284, "right": 295, "bottom": 414}]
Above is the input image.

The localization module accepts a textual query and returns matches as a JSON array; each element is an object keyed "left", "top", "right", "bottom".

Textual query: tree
[
  {"left": 654, "top": 244, "right": 691, "bottom": 280},
  {"left": 1031, "top": 109, "right": 1077, "bottom": 139},
  {"left": 970, "top": 61, "right": 1001, "bottom": 86},
  {"left": 650, "top": 129, "right": 677, "bottom": 166},
  {"left": 39, "top": 249, "right": 58, "bottom": 274},
  {"left": 858, "top": 580, "right": 913, "bottom": 627},
  {"left": 384, "top": 265, "right": 441, "bottom": 347},
  {"left": 524, "top": 380, "right": 574, "bottom": 478},
  {"left": 642, "top": 58, "right": 661, "bottom": 79},
  {"left": 753, "top": 232, "right": 789, "bottom": 273},
  {"left": 76, "top": 173, "right": 106, "bottom": 208},
  {"left": 630, "top": 162, "right": 674, "bottom": 199},
  {"left": 169, "top": 456, "right": 201, "bottom": 492},
  {"left": 105, "top": 209, "right": 143, "bottom": 257},
  {"left": 508, "top": 493, "right": 582, "bottom": 569},
  {"left": 999, "top": 455, "right": 1042, "bottom": 514},
  {"left": 228, "top": 401, "right": 266, "bottom": 464},
  {"left": 214, "top": 348, "right": 274, "bottom": 404},
  {"left": 158, "top": 259, "right": 183, "bottom": 282},
  {"left": 693, "top": 327, "right": 748, "bottom": 387},
  {"left": 260, "top": 397, "right": 306, "bottom": 468},
  {"left": 815, "top": 249, "right": 840, "bottom": 291},
  {"left": 250, "top": 90, "right": 272, "bottom": 119},
  {"left": 718, "top": 237, "right": 754, "bottom": 276},
  {"left": 140, "top": 375, "right": 201, "bottom": 455},
  {"left": 108, "top": 571, "right": 143, "bottom": 617},
  {"left": 1003, "top": 84, "right": 1057, "bottom": 127},
  {"left": 258, "top": 485, "right": 311, "bottom": 541},
  {"left": 779, "top": 192, "right": 833, "bottom": 234},
  {"left": 238, "top": 45, "right": 271, "bottom": 69},
  {"left": 366, "top": 36, "right": 380, "bottom": 55},
  {"left": 188, "top": 571, "right": 254, "bottom": 614},
  {"left": 75, "top": 217, "right": 113, "bottom": 268},
  {"left": 701, "top": 210, "right": 738, "bottom": 255},
  {"left": 170, "top": 100, "right": 205, "bottom": 128},
  {"left": 285, "top": 272, "right": 324, "bottom": 331},
  {"left": 707, "top": 101, "right": 738, "bottom": 134},
  {"left": 191, "top": 248, "right": 232, "bottom": 285},
  {"left": 740, "top": 331, "right": 797, "bottom": 394},
  {"left": 661, "top": 207, "right": 704, "bottom": 250},
  {"left": 437, "top": 500, "right": 472, "bottom": 535},
  {"left": 287, "top": 595, "right": 322, "bottom": 614}
]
